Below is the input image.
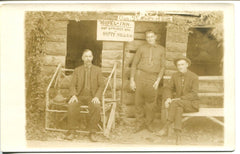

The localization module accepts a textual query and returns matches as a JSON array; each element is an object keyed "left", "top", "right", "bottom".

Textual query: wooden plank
[
  {"left": 198, "top": 76, "right": 224, "bottom": 80},
  {"left": 205, "top": 116, "right": 224, "bottom": 126},
  {"left": 104, "top": 103, "right": 117, "bottom": 137},
  {"left": 104, "top": 69, "right": 122, "bottom": 78},
  {"left": 123, "top": 67, "right": 177, "bottom": 80},
  {"left": 135, "top": 22, "right": 166, "bottom": 33},
  {"left": 102, "top": 50, "right": 123, "bottom": 60},
  {"left": 103, "top": 77, "right": 122, "bottom": 91},
  {"left": 48, "top": 21, "right": 69, "bottom": 29},
  {"left": 41, "top": 65, "right": 58, "bottom": 76},
  {"left": 199, "top": 96, "right": 223, "bottom": 108},
  {"left": 48, "top": 21, "right": 68, "bottom": 35},
  {"left": 102, "top": 67, "right": 122, "bottom": 78},
  {"left": 199, "top": 81, "right": 224, "bottom": 93},
  {"left": 45, "top": 42, "right": 66, "bottom": 56},
  {"left": 166, "top": 31, "right": 189, "bottom": 43},
  {"left": 163, "top": 76, "right": 223, "bottom": 81},
  {"left": 102, "top": 42, "right": 124, "bottom": 50},
  {"left": 182, "top": 108, "right": 223, "bottom": 117},
  {"left": 43, "top": 55, "right": 65, "bottom": 66},
  {"left": 102, "top": 59, "right": 122, "bottom": 69},
  {"left": 163, "top": 79, "right": 223, "bottom": 93},
  {"left": 166, "top": 41, "right": 188, "bottom": 53},
  {"left": 46, "top": 34, "right": 67, "bottom": 42},
  {"left": 125, "top": 40, "right": 146, "bottom": 51},
  {"left": 198, "top": 93, "right": 224, "bottom": 97},
  {"left": 48, "top": 26, "right": 67, "bottom": 35},
  {"left": 166, "top": 51, "right": 186, "bottom": 61},
  {"left": 167, "top": 23, "right": 189, "bottom": 33}
]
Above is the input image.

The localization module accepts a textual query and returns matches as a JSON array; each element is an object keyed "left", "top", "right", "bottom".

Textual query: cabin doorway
[
  {"left": 66, "top": 20, "right": 102, "bottom": 70},
  {"left": 187, "top": 27, "right": 223, "bottom": 76}
]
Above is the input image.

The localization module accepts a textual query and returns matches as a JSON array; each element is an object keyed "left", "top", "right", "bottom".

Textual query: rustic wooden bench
[
  {"left": 181, "top": 92, "right": 224, "bottom": 126},
  {"left": 166, "top": 92, "right": 224, "bottom": 140},
  {"left": 182, "top": 107, "right": 224, "bottom": 126}
]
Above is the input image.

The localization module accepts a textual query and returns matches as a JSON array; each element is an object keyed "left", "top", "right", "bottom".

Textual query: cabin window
[
  {"left": 65, "top": 20, "right": 102, "bottom": 70},
  {"left": 187, "top": 27, "right": 223, "bottom": 76}
]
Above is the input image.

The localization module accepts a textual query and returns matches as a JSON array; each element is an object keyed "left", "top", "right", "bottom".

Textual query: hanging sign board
[{"left": 97, "top": 20, "right": 134, "bottom": 42}]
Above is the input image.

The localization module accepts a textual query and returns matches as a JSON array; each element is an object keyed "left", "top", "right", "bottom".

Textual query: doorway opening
[
  {"left": 66, "top": 20, "right": 102, "bottom": 70},
  {"left": 187, "top": 27, "right": 223, "bottom": 76}
]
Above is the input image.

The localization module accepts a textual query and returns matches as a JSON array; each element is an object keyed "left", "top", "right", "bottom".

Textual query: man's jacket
[
  {"left": 69, "top": 65, "right": 104, "bottom": 99},
  {"left": 163, "top": 70, "right": 200, "bottom": 108}
]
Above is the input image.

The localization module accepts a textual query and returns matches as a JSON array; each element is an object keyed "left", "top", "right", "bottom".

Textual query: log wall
[
  {"left": 101, "top": 42, "right": 124, "bottom": 101},
  {"left": 42, "top": 20, "right": 68, "bottom": 75},
  {"left": 42, "top": 18, "right": 223, "bottom": 123}
]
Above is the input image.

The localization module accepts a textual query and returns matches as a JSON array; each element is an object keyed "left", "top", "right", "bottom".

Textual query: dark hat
[{"left": 174, "top": 56, "right": 191, "bottom": 66}]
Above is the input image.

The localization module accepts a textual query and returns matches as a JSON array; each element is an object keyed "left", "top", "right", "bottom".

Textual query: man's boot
[
  {"left": 175, "top": 129, "right": 182, "bottom": 145},
  {"left": 155, "top": 121, "right": 171, "bottom": 136},
  {"left": 89, "top": 132, "right": 98, "bottom": 142},
  {"left": 64, "top": 130, "right": 76, "bottom": 140}
]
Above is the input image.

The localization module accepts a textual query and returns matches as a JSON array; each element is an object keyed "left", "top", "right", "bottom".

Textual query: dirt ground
[{"left": 27, "top": 117, "right": 224, "bottom": 149}]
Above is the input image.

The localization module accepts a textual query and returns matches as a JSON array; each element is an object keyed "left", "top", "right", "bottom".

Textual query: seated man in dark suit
[
  {"left": 65, "top": 49, "right": 104, "bottom": 142},
  {"left": 156, "top": 56, "right": 200, "bottom": 144}
]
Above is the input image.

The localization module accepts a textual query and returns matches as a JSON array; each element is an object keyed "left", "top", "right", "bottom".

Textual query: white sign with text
[{"left": 97, "top": 20, "right": 134, "bottom": 42}]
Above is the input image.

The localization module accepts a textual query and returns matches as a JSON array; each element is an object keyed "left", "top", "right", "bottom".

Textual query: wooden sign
[
  {"left": 117, "top": 15, "right": 173, "bottom": 22},
  {"left": 97, "top": 20, "right": 134, "bottom": 42}
]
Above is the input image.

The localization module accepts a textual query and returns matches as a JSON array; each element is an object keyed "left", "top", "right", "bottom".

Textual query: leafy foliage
[{"left": 25, "top": 12, "right": 52, "bottom": 140}]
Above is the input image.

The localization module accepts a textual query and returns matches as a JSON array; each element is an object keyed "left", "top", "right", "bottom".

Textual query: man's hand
[
  {"left": 153, "top": 78, "right": 161, "bottom": 90},
  {"left": 164, "top": 98, "right": 172, "bottom": 108},
  {"left": 69, "top": 95, "right": 78, "bottom": 104},
  {"left": 130, "top": 78, "right": 136, "bottom": 91},
  {"left": 91, "top": 97, "right": 100, "bottom": 104}
]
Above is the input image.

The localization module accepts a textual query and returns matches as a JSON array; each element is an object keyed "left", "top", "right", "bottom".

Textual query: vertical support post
[
  {"left": 45, "top": 64, "right": 62, "bottom": 130},
  {"left": 45, "top": 91, "right": 49, "bottom": 129},
  {"left": 113, "top": 63, "right": 117, "bottom": 101},
  {"left": 113, "top": 62, "right": 117, "bottom": 129},
  {"left": 102, "top": 96, "right": 106, "bottom": 134}
]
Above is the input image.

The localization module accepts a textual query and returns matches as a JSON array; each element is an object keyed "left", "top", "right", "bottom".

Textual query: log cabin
[{"left": 38, "top": 11, "right": 223, "bottom": 126}]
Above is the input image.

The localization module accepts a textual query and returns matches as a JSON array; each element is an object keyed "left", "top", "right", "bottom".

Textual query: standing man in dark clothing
[
  {"left": 65, "top": 49, "right": 104, "bottom": 142},
  {"left": 156, "top": 56, "right": 200, "bottom": 144},
  {"left": 130, "top": 30, "right": 166, "bottom": 133}
]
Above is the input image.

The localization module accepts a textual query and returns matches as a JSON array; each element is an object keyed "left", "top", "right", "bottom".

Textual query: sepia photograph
[{"left": 0, "top": 2, "right": 236, "bottom": 151}]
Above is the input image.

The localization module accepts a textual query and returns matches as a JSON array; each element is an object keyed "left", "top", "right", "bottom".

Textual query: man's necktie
[
  {"left": 180, "top": 73, "right": 185, "bottom": 96},
  {"left": 84, "top": 67, "right": 91, "bottom": 90}
]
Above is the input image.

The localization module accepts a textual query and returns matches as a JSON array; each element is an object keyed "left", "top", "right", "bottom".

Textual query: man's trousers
[
  {"left": 135, "top": 70, "right": 158, "bottom": 127},
  {"left": 167, "top": 99, "right": 198, "bottom": 130},
  {"left": 67, "top": 95, "right": 101, "bottom": 133}
]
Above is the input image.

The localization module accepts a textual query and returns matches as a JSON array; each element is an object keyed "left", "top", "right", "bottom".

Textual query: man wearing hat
[{"left": 156, "top": 56, "right": 200, "bottom": 144}]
